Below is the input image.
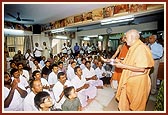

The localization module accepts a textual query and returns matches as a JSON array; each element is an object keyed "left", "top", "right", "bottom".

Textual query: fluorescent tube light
[
  {"left": 83, "top": 37, "right": 90, "bottom": 41},
  {"left": 87, "top": 35, "right": 98, "bottom": 38},
  {"left": 51, "top": 28, "right": 64, "bottom": 33},
  {"left": 4, "top": 29, "right": 24, "bottom": 35},
  {"left": 55, "top": 35, "right": 67, "bottom": 39},
  {"left": 101, "top": 15, "right": 134, "bottom": 25}
]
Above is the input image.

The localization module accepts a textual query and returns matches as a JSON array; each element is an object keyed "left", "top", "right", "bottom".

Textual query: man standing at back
[
  {"left": 148, "top": 35, "right": 163, "bottom": 95},
  {"left": 113, "top": 29, "right": 154, "bottom": 111},
  {"left": 33, "top": 43, "right": 43, "bottom": 63},
  {"left": 74, "top": 43, "right": 80, "bottom": 57}
]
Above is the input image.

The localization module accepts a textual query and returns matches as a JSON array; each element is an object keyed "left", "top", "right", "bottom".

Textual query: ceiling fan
[{"left": 7, "top": 12, "right": 34, "bottom": 22}]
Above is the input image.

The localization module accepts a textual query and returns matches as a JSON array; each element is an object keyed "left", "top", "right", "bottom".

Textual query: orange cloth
[
  {"left": 115, "top": 39, "right": 154, "bottom": 111},
  {"left": 112, "top": 44, "right": 129, "bottom": 82}
]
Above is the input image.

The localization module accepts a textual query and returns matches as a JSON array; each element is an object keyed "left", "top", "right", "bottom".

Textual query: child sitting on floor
[{"left": 61, "top": 86, "right": 82, "bottom": 111}]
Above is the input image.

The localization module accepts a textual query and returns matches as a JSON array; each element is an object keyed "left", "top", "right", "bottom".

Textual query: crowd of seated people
[{"left": 4, "top": 45, "right": 114, "bottom": 111}]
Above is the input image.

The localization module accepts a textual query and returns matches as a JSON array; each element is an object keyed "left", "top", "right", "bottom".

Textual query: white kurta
[
  {"left": 71, "top": 75, "right": 97, "bottom": 107},
  {"left": 95, "top": 67, "right": 106, "bottom": 79},
  {"left": 80, "top": 64, "right": 86, "bottom": 70},
  {"left": 41, "top": 78, "right": 50, "bottom": 87},
  {"left": 82, "top": 67, "right": 103, "bottom": 87},
  {"left": 52, "top": 80, "right": 72, "bottom": 109},
  {"left": 42, "top": 45, "right": 50, "bottom": 59},
  {"left": 33, "top": 46, "right": 43, "bottom": 57},
  {"left": 22, "top": 69, "right": 30, "bottom": 82},
  {"left": 48, "top": 72, "right": 58, "bottom": 86},
  {"left": 31, "top": 63, "right": 42, "bottom": 73},
  {"left": 23, "top": 91, "right": 38, "bottom": 111},
  {"left": 25, "top": 52, "right": 34, "bottom": 68},
  {"left": 66, "top": 66, "right": 76, "bottom": 81},
  {"left": 4, "top": 84, "right": 26, "bottom": 111},
  {"left": 62, "top": 45, "right": 67, "bottom": 54},
  {"left": 13, "top": 76, "right": 30, "bottom": 94}
]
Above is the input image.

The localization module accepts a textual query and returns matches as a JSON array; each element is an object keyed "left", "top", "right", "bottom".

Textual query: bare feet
[
  {"left": 104, "top": 84, "right": 108, "bottom": 87},
  {"left": 96, "top": 86, "right": 104, "bottom": 89}
]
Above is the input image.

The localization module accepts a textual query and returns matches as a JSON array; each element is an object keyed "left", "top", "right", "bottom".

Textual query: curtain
[{"left": 23, "top": 35, "right": 34, "bottom": 55}]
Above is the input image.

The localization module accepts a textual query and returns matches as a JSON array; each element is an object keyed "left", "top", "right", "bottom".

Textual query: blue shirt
[
  {"left": 74, "top": 45, "right": 80, "bottom": 52},
  {"left": 149, "top": 42, "right": 163, "bottom": 59}
]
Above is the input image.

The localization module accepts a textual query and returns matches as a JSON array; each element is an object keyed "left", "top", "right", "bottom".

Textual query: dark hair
[
  {"left": 4, "top": 71, "right": 10, "bottom": 75},
  {"left": 58, "top": 61, "right": 63, "bottom": 65},
  {"left": 88, "top": 56, "right": 92, "bottom": 59},
  {"left": 81, "top": 58, "right": 86, "bottom": 62},
  {"left": 10, "top": 68, "right": 18, "bottom": 76},
  {"left": 71, "top": 61, "right": 76, "bottom": 65},
  {"left": 74, "top": 66, "right": 80, "bottom": 74},
  {"left": 63, "top": 86, "right": 75, "bottom": 99},
  {"left": 34, "top": 91, "right": 50, "bottom": 109},
  {"left": 33, "top": 59, "right": 38, "bottom": 63},
  {"left": 17, "top": 62, "right": 23, "bottom": 67},
  {"left": 57, "top": 72, "right": 65, "bottom": 79},
  {"left": 9, "top": 60, "right": 16, "bottom": 66},
  {"left": 32, "top": 70, "right": 41, "bottom": 79},
  {"left": 85, "top": 61, "right": 91, "bottom": 65},
  {"left": 51, "top": 64, "right": 58, "bottom": 69}
]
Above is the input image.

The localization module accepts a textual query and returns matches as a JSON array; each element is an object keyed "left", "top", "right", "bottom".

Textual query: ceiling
[
  {"left": 4, "top": 3, "right": 164, "bottom": 32},
  {"left": 4, "top": 3, "right": 111, "bottom": 25}
]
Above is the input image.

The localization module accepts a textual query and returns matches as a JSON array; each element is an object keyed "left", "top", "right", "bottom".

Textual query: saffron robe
[
  {"left": 115, "top": 39, "right": 154, "bottom": 111},
  {"left": 112, "top": 44, "right": 129, "bottom": 82}
]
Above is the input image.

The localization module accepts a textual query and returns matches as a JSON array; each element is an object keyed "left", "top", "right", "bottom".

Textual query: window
[{"left": 6, "top": 36, "right": 24, "bottom": 57}]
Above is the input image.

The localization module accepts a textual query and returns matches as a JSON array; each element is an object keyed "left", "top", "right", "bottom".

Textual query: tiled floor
[{"left": 103, "top": 92, "right": 157, "bottom": 111}]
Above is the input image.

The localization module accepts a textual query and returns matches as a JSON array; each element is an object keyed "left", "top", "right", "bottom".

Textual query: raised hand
[{"left": 11, "top": 79, "right": 18, "bottom": 89}]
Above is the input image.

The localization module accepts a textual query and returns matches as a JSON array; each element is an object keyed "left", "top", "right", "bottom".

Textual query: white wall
[{"left": 32, "top": 33, "right": 50, "bottom": 48}]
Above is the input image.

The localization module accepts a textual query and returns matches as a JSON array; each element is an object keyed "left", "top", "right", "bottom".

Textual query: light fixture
[
  {"left": 99, "top": 35, "right": 103, "bottom": 40},
  {"left": 87, "top": 35, "right": 98, "bottom": 38},
  {"left": 83, "top": 37, "right": 90, "bottom": 41},
  {"left": 101, "top": 15, "right": 134, "bottom": 25},
  {"left": 51, "top": 28, "right": 65, "bottom": 33},
  {"left": 4, "top": 28, "right": 24, "bottom": 35},
  {"left": 55, "top": 35, "right": 68, "bottom": 39}
]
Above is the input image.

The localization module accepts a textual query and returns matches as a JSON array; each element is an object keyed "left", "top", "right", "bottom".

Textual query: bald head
[{"left": 125, "top": 29, "right": 140, "bottom": 46}]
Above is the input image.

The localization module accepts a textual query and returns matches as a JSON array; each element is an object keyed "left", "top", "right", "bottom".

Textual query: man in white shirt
[
  {"left": 66, "top": 61, "right": 76, "bottom": 81},
  {"left": 32, "top": 59, "right": 43, "bottom": 73},
  {"left": 25, "top": 49, "right": 34, "bottom": 69},
  {"left": 23, "top": 79, "right": 43, "bottom": 111},
  {"left": 32, "top": 70, "right": 50, "bottom": 90},
  {"left": 62, "top": 43, "right": 67, "bottom": 55},
  {"left": 17, "top": 62, "right": 30, "bottom": 82},
  {"left": 10, "top": 68, "right": 30, "bottom": 94},
  {"left": 52, "top": 72, "right": 72, "bottom": 109},
  {"left": 48, "top": 64, "right": 59, "bottom": 89},
  {"left": 71, "top": 66, "right": 97, "bottom": 107},
  {"left": 42, "top": 42, "right": 50, "bottom": 60},
  {"left": 95, "top": 61, "right": 111, "bottom": 87},
  {"left": 4, "top": 72, "right": 27, "bottom": 111},
  {"left": 33, "top": 42, "right": 43, "bottom": 63},
  {"left": 80, "top": 58, "right": 86, "bottom": 70},
  {"left": 82, "top": 61, "right": 103, "bottom": 89}
]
